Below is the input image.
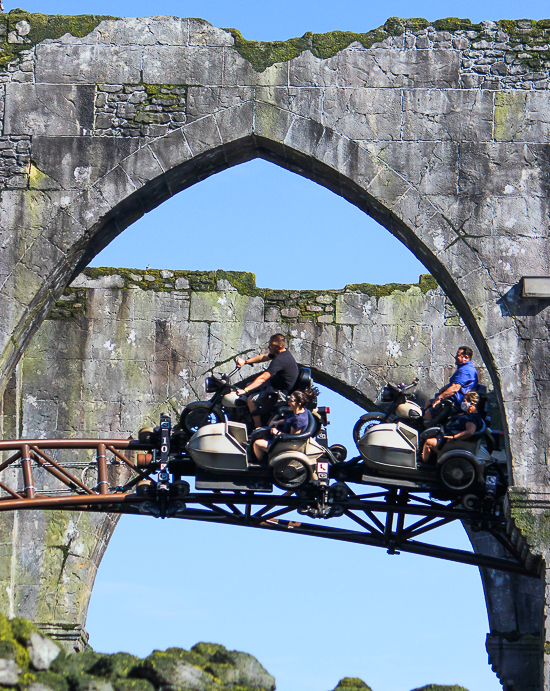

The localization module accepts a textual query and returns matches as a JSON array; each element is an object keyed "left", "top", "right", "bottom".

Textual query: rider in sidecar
[
  {"left": 421, "top": 391, "right": 483, "bottom": 464},
  {"left": 252, "top": 390, "right": 310, "bottom": 462}
]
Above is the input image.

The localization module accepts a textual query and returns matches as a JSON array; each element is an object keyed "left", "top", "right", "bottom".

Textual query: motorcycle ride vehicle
[
  {"left": 350, "top": 380, "right": 505, "bottom": 503},
  {"left": 352, "top": 379, "right": 425, "bottom": 443},
  {"left": 138, "top": 408, "right": 347, "bottom": 498},
  {"left": 179, "top": 364, "right": 314, "bottom": 434}
]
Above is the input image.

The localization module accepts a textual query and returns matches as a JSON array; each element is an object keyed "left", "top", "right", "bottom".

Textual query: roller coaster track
[{"left": 0, "top": 436, "right": 539, "bottom": 578}]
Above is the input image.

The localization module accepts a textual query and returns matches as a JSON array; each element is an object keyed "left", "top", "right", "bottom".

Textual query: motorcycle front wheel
[
  {"left": 180, "top": 402, "right": 224, "bottom": 434},
  {"left": 353, "top": 412, "right": 385, "bottom": 444}
]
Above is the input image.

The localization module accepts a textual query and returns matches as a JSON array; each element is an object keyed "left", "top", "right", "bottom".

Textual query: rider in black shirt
[{"left": 236, "top": 333, "right": 299, "bottom": 428}]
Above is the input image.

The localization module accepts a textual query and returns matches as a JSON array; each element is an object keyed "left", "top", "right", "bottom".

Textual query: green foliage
[
  {"left": 410, "top": 686, "right": 470, "bottom": 691},
  {"left": 113, "top": 680, "right": 156, "bottom": 691}
]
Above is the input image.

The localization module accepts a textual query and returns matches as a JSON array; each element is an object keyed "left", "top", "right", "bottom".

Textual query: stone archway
[{"left": 1, "top": 12, "right": 550, "bottom": 688}]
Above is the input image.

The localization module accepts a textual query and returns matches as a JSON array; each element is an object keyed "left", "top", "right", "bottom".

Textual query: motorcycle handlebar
[
  {"left": 222, "top": 365, "right": 241, "bottom": 380},
  {"left": 399, "top": 378, "right": 419, "bottom": 391}
]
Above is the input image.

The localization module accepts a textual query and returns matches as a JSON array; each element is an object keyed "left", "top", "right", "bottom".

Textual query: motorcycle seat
[{"left": 290, "top": 366, "right": 313, "bottom": 393}]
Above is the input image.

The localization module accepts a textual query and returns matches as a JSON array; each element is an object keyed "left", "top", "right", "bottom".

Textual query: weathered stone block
[
  {"left": 337, "top": 46, "right": 460, "bottom": 88},
  {"left": 142, "top": 46, "right": 223, "bottom": 85},
  {"left": 35, "top": 44, "right": 142, "bottom": 84},
  {"left": 31, "top": 137, "right": 140, "bottom": 190},
  {"left": 222, "top": 47, "right": 288, "bottom": 87},
  {"left": 188, "top": 19, "right": 234, "bottom": 47},
  {"left": 96, "top": 16, "right": 188, "bottom": 46},
  {"left": 181, "top": 115, "right": 223, "bottom": 157},
  {"left": 323, "top": 88, "right": 402, "bottom": 141},
  {"left": 402, "top": 88, "right": 493, "bottom": 141},
  {"left": 289, "top": 49, "right": 338, "bottom": 87},
  {"left": 4, "top": 85, "right": 95, "bottom": 136}
]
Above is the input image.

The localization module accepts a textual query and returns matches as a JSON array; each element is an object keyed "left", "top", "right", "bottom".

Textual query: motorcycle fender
[{"left": 222, "top": 391, "right": 246, "bottom": 408}]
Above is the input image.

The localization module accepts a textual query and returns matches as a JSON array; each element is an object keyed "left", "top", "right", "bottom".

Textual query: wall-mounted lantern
[{"left": 521, "top": 277, "right": 550, "bottom": 298}]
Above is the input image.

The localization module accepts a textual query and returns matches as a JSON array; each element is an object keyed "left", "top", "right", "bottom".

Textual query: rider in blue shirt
[{"left": 424, "top": 346, "right": 478, "bottom": 420}]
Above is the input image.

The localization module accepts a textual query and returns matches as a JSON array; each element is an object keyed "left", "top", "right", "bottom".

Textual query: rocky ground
[{"left": 0, "top": 615, "right": 468, "bottom": 691}]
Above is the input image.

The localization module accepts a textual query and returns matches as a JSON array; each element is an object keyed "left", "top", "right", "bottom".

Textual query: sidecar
[
  {"left": 355, "top": 417, "right": 504, "bottom": 497},
  {"left": 186, "top": 409, "right": 330, "bottom": 490}
]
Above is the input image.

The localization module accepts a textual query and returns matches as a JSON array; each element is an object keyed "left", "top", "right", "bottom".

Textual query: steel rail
[
  {"left": 42, "top": 500, "right": 533, "bottom": 575},
  {"left": 0, "top": 491, "right": 509, "bottom": 527},
  {"left": 3, "top": 486, "right": 528, "bottom": 576},
  {"left": 0, "top": 439, "right": 138, "bottom": 450},
  {"left": 166, "top": 509, "right": 540, "bottom": 577}
]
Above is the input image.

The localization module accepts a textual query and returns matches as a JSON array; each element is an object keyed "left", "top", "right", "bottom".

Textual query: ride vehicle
[
  {"left": 179, "top": 364, "right": 314, "bottom": 434},
  {"left": 348, "top": 380, "right": 506, "bottom": 505},
  {"left": 139, "top": 406, "right": 347, "bottom": 495}
]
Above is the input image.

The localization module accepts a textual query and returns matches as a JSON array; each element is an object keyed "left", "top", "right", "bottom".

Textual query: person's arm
[
  {"left": 433, "top": 383, "right": 461, "bottom": 405},
  {"left": 445, "top": 421, "right": 477, "bottom": 441},
  {"left": 236, "top": 370, "right": 271, "bottom": 395},
  {"left": 236, "top": 352, "right": 270, "bottom": 367}
]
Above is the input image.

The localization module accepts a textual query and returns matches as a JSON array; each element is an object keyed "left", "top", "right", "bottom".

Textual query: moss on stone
[
  {"left": 10, "top": 618, "right": 39, "bottom": 647},
  {"left": 113, "top": 679, "right": 155, "bottom": 691},
  {"left": 0, "top": 9, "right": 115, "bottom": 70},
  {"left": 46, "top": 288, "right": 87, "bottom": 322},
  {"left": 494, "top": 92, "right": 526, "bottom": 141},
  {"left": 225, "top": 18, "right": 416, "bottom": 72},
  {"left": 433, "top": 18, "right": 476, "bottom": 32},
  {"left": 0, "top": 616, "right": 30, "bottom": 670},
  {"left": 89, "top": 653, "right": 140, "bottom": 679},
  {"left": 344, "top": 274, "right": 437, "bottom": 299},
  {"left": 332, "top": 678, "right": 373, "bottom": 690},
  {"left": 506, "top": 487, "right": 550, "bottom": 556},
  {"left": 23, "top": 671, "right": 69, "bottom": 691},
  {"left": 50, "top": 648, "right": 102, "bottom": 676}
]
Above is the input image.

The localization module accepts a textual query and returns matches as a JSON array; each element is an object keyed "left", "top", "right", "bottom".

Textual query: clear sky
[{"left": 11, "top": 0, "right": 548, "bottom": 689}]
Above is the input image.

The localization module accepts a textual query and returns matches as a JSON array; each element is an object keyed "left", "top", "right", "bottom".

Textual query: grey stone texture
[{"left": 0, "top": 12, "right": 549, "bottom": 688}]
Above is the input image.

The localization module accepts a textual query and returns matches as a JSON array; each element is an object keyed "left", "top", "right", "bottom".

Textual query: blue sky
[{"left": 10, "top": 0, "right": 548, "bottom": 689}]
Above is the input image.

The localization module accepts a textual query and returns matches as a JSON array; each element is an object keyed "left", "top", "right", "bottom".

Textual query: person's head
[
  {"left": 302, "top": 386, "right": 320, "bottom": 410},
  {"left": 288, "top": 390, "right": 306, "bottom": 411},
  {"left": 268, "top": 333, "right": 286, "bottom": 356},
  {"left": 461, "top": 390, "right": 479, "bottom": 413},
  {"left": 454, "top": 346, "right": 473, "bottom": 365}
]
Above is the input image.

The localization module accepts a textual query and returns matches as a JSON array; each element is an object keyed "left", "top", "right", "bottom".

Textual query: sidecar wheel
[
  {"left": 272, "top": 457, "right": 310, "bottom": 490},
  {"left": 353, "top": 413, "right": 385, "bottom": 444},
  {"left": 180, "top": 402, "right": 224, "bottom": 434},
  {"left": 437, "top": 456, "right": 477, "bottom": 492}
]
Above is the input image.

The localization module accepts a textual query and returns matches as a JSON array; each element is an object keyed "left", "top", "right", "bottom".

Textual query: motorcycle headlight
[
  {"left": 380, "top": 387, "right": 394, "bottom": 402},
  {"left": 204, "top": 376, "right": 218, "bottom": 393}
]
